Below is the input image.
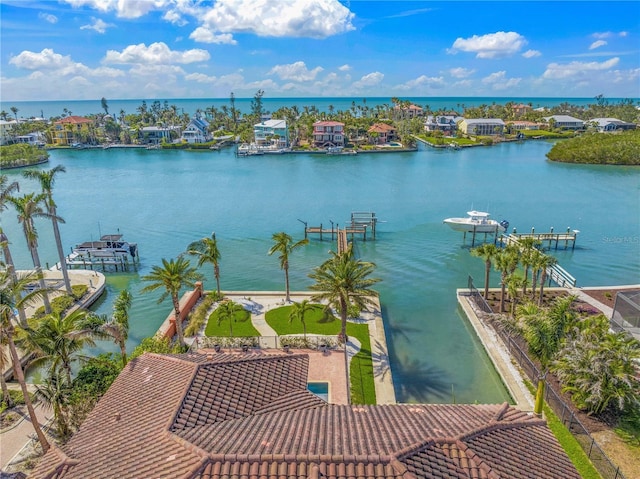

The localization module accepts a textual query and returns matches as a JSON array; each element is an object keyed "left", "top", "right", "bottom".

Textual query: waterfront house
[
  {"left": 313, "top": 120, "right": 344, "bottom": 147},
  {"left": 140, "top": 125, "right": 178, "bottom": 145},
  {"left": 368, "top": 122, "right": 397, "bottom": 144},
  {"left": 254, "top": 119, "right": 289, "bottom": 148},
  {"left": 507, "top": 120, "right": 542, "bottom": 132},
  {"left": 30, "top": 351, "right": 582, "bottom": 479},
  {"left": 586, "top": 117, "right": 637, "bottom": 132},
  {"left": 181, "top": 116, "right": 212, "bottom": 144},
  {"left": 543, "top": 115, "right": 584, "bottom": 130},
  {"left": 0, "top": 119, "right": 17, "bottom": 145},
  {"left": 394, "top": 103, "right": 423, "bottom": 119},
  {"left": 512, "top": 103, "right": 532, "bottom": 117},
  {"left": 15, "top": 131, "right": 46, "bottom": 146},
  {"left": 424, "top": 115, "right": 463, "bottom": 135},
  {"left": 52, "top": 116, "right": 93, "bottom": 146},
  {"left": 458, "top": 118, "right": 505, "bottom": 136}
]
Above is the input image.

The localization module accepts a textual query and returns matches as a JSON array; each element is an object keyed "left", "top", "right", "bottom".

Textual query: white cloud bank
[
  {"left": 268, "top": 61, "right": 324, "bottom": 81},
  {"left": 450, "top": 31, "right": 527, "bottom": 59},
  {"left": 103, "top": 42, "right": 210, "bottom": 64}
]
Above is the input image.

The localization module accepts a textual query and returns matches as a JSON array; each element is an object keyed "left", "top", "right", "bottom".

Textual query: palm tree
[
  {"left": 493, "top": 246, "right": 520, "bottom": 313},
  {"left": 470, "top": 243, "right": 499, "bottom": 299},
  {"left": 7, "top": 192, "right": 56, "bottom": 314},
  {"left": 517, "top": 237, "right": 540, "bottom": 296},
  {"left": 268, "top": 232, "right": 309, "bottom": 302},
  {"left": 309, "top": 246, "right": 380, "bottom": 342},
  {"left": 85, "top": 290, "right": 133, "bottom": 366},
  {"left": 0, "top": 330, "right": 13, "bottom": 408},
  {"left": 537, "top": 254, "right": 558, "bottom": 306},
  {"left": 18, "top": 309, "right": 96, "bottom": 386},
  {"left": 10, "top": 106, "right": 18, "bottom": 121},
  {"left": 0, "top": 268, "right": 51, "bottom": 452},
  {"left": 23, "top": 166, "right": 72, "bottom": 294},
  {"left": 216, "top": 300, "right": 243, "bottom": 337},
  {"left": 185, "top": 233, "right": 221, "bottom": 296},
  {"left": 289, "top": 299, "right": 313, "bottom": 342},
  {"left": 35, "top": 372, "right": 71, "bottom": 440},
  {"left": 141, "top": 258, "right": 203, "bottom": 349}
]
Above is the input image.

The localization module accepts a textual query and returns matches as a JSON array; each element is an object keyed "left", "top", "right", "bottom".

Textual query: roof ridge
[
  {"left": 491, "top": 402, "right": 511, "bottom": 421},
  {"left": 206, "top": 452, "right": 394, "bottom": 464}
]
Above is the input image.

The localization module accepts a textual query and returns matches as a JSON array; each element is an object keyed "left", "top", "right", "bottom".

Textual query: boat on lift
[
  {"left": 443, "top": 211, "right": 508, "bottom": 233},
  {"left": 72, "top": 234, "right": 138, "bottom": 260}
]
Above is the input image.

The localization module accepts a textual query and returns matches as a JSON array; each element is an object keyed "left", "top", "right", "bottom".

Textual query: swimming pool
[{"left": 308, "top": 382, "right": 329, "bottom": 401}]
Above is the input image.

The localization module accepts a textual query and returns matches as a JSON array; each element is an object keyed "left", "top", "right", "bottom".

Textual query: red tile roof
[
  {"left": 53, "top": 116, "right": 92, "bottom": 125},
  {"left": 368, "top": 123, "right": 396, "bottom": 133},
  {"left": 29, "top": 353, "right": 581, "bottom": 479},
  {"left": 313, "top": 121, "right": 344, "bottom": 127}
]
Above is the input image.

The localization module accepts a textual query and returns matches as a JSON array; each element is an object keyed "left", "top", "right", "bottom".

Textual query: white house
[
  {"left": 0, "top": 120, "right": 17, "bottom": 145},
  {"left": 543, "top": 115, "right": 584, "bottom": 130},
  {"left": 424, "top": 115, "right": 463, "bottom": 135},
  {"left": 458, "top": 118, "right": 505, "bottom": 136},
  {"left": 253, "top": 119, "right": 288, "bottom": 148},
  {"left": 587, "top": 118, "right": 636, "bottom": 132},
  {"left": 181, "top": 116, "right": 212, "bottom": 144}
]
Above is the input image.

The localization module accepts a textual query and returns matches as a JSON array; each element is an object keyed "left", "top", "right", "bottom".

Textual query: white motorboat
[
  {"left": 443, "top": 211, "right": 508, "bottom": 233},
  {"left": 73, "top": 234, "right": 138, "bottom": 259}
]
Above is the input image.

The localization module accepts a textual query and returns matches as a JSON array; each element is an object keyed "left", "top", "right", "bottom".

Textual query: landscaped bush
[
  {"left": 33, "top": 293, "right": 75, "bottom": 318},
  {"left": 0, "top": 144, "right": 49, "bottom": 168},
  {"left": 72, "top": 284, "right": 88, "bottom": 300},
  {"left": 198, "top": 336, "right": 259, "bottom": 349},
  {"left": 204, "top": 302, "right": 258, "bottom": 337},
  {"left": 184, "top": 291, "right": 218, "bottom": 336}
]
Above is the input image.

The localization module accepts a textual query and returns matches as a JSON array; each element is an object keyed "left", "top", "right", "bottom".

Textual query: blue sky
[{"left": 1, "top": 1, "right": 639, "bottom": 101}]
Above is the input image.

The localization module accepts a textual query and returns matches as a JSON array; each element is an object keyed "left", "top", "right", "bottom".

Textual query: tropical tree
[
  {"left": 84, "top": 290, "right": 133, "bottom": 366},
  {"left": 216, "top": 300, "right": 243, "bottom": 337},
  {"left": 141, "top": 257, "right": 203, "bottom": 349},
  {"left": 0, "top": 268, "right": 51, "bottom": 452},
  {"left": 537, "top": 253, "right": 558, "bottom": 306},
  {"left": 289, "top": 299, "right": 313, "bottom": 342},
  {"left": 10, "top": 106, "right": 18, "bottom": 121},
  {"left": 23, "top": 165, "right": 72, "bottom": 294},
  {"left": 0, "top": 330, "right": 12, "bottom": 408},
  {"left": 308, "top": 246, "right": 380, "bottom": 342},
  {"left": 470, "top": 243, "right": 499, "bottom": 299},
  {"left": 7, "top": 192, "right": 55, "bottom": 314},
  {"left": 517, "top": 237, "right": 540, "bottom": 295},
  {"left": 35, "top": 372, "right": 71, "bottom": 439},
  {"left": 185, "top": 233, "right": 221, "bottom": 295},
  {"left": 101, "top": 97, "right": 109, "bottom": 116},
  {"left": 268, "top": 232, "right": 309, "bottom": 302},
  {"left": 493, "top": 246, "right": 520, "bottom": 313}
]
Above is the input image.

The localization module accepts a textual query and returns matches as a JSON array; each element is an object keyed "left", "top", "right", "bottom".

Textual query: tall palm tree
[
  {"left": 0, "top": 268, "right": 51, "bottom": 452},
  {"left": 309, "top": 246, "right": 380, "bottom": 342},
  {"left": 493, "top": 246, "right": 520, "bottom": 313},
  {"left": 470, "top": 243, "right": 499, "bottom": 299},
  {"left": 18, "top": 309, "right": 96, "bottom": 386},
  {"left": 185, "top": 233, "right": 221, "bottom": 296},
  {"left": 0, "top": 330, "right": 13, "bottom": 408},
  {"left": 23, "top": 165, "right": 72, "bottom": 294},
  {"left": 289, "top": 299, "right": 313, "bottom": 342},
  {"left": 537, "top": 254, "right": 558, "bottom": 306},
  {"left": 268, "top": 232, "right": 309, "bottom": 302},
  {"left": 216, "top": 301, "right": 243, "bottom": 338},
  {"left": 85, "top": 290, "right": 133, "bottom": 366},
  {"left": 7, "top": 192, "right": 56, "bottom": 314},
  {"left": 35, "top": 372, "right": 71, "bottom": 440},
  {"left": 141, "top": 258, "right": 203, "bottom": 349},
  {"left": 517, "top": 237, "right": 540, "bottom": 296},
  {"left": 529, "top": 249, "right": 545, "bottom": 300}
]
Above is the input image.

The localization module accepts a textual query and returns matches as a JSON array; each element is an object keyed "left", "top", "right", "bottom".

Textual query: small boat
[
  {"left": 73, "top": 234, "right": 138, "bottom": 259},
  {"left": 443, "top": 211, "right": 508, "bottom": 233}
]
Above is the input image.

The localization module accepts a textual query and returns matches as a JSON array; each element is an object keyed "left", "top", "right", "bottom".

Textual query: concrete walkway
[{"left": 1, "top": 399, "right": 52, "bottom": 472}]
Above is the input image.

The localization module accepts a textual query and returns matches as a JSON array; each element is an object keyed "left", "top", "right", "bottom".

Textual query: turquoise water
[{"left": 3, "top": 141, "right": 639, "bottom": 404}]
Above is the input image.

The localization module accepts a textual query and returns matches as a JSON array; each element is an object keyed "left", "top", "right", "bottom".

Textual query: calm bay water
[{"left": 3, "top": 141, "right": 639, "bottom": 404}]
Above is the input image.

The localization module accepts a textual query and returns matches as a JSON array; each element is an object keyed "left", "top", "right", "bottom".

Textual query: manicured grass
[
  {"left": 266, "top": 304, "right": 377, "bottom": 405},
  {"left": 204, "top": 305, "right": 260, "bottom": 337},
  {"left": 524, "top": 381, "right": 602, "bottom": 479}
]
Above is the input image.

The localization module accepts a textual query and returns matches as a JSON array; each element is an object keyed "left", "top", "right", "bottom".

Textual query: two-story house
[
  {"left": 543, "top": 115, "right": 584, "bottom": 130},
  {"left": 181, "top": 116, "right": 212, "bottom": 144},
  {"left": 458, "top": 118, "right": 505, "bottom": 136},
  {"left": 424, "top": 115, "right": 463, "bottom": 135},
  {"left": 313, "top": 121, "right": 344, "bottom": 147},
  {"left": 0, "top": 119, "right": 16, "bottom": 145},
  {"left": 254, "top": 119, "right": 288, "bottom": 148},
  {"left": 52, "top": 116, "right": 93, "bottom": 145},
  {"left": 368, "top": 123, "right": 397, "bottom": 144}
]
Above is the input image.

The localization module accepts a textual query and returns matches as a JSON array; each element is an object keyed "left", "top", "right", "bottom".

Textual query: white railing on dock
[{"left": 548, "top": 264, "right": 576, "bottom": 287}]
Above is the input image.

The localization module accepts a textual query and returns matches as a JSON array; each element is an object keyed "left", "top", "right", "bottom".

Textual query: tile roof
[
  {"left": 29, "top": 353, "right": 581, "bottom": 479},
  {"left": 53, "top": 116, "right": 92, "bottom": 125},
  {"left": 368, "top": 123, "right": 396, "bottom": 133}
]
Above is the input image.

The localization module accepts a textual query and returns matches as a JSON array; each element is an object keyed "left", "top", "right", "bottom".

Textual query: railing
[{"left": 466, "top": 275, "right": 626, "bottom": 479}]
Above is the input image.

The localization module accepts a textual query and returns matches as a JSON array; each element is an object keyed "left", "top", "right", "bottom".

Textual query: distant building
[
  {"left": 367, "top": 123, "right": 397, "bottom": 144},
  {"left": 587, "top": 118, "right": 636, "bottom": 132},
  {"left": 181, "top": 116, "right": 212, "bottom": 144},
  {"left": 508, "top": 121, "right": 542, "bottom": 131},
  {"left": 458, "top": 118, "right": 505, "bottom": 136},
  {"left": 512, "top": 103, "right": 532, "bottom": 117},
  {"left": 52, "top": 116, "right": 93, "bottom": 145},
  {"left": 140, "top": 126, "right": 178, "bottom": 145},
  {"left": 313, "top": 120, "right": 344, "bottom": 147},
  {"left": 254, "top": 119, "right": 288, "bottom": 148},
  {"left": 394, "top": 103, "right": 423, "bottom": 119},
  {"left": 0, "top": 119, "right": 17, "bottom": 145},
  {"left": 543, "top": 115, "right": 584, "bottom": 130},
  {"left": 15, "top": 132, "right": 46, "bottom": 146}
]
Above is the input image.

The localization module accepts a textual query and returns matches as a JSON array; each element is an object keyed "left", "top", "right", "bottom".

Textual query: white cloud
[
  {"left": 103, "top": 42, "right": 210, "bottom": 65},
  {"left": 481, "top": 71, "right": 521, "bottom": 90},
  {"left": 449, "top": 67, "right": 475, "bottom": 78},
  {"left": 189, "top": 27, "right": 237, "bottom": 45},
  {"left": 394, "top": 75, "right": 445, "bottom": 91},
  {"left": 450, "top": 31, "right": 527, "bottom": 59},
  {"left": 338, "top": 64, "right": 351, "bottom": 71},
  {"left": 196, "top": 0, "right": 355, "bottom": 41},
  {"left": 268, "top": 61, "right": 323, "bottom": 81},
  {"left": 522, "top": 50, "right": 541, "bottom": 58},
  {"left": 62, "top": 0, "right": 172, "bottom": 19},
  {"left": 589, "top": 40, "right": 607, "bottom": 50},
  {"left": 352, "top": 72, "right": 384, "bottom": 89},
  {"left": 10, "top": 48, "right": 72, "bottom": 70},
  {"left": 38, "top": 12, "right": 58, "bottom": 23},
  {"left": 185, "top": 72, "right": 217, "bottom": 83},
  {"left": 163, "top": 9, "right": 188, "bottom": 26},
  {"left": 80, "top": 17, "right": 114, "bottom": 33},
  {"left": 543, "top": 57, "right": 620, "bottom": 79}
]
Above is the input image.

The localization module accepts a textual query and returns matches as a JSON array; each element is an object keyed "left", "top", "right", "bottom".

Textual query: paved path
[{"left": 0, "top": 400, "right": 52, "bottom": 472}]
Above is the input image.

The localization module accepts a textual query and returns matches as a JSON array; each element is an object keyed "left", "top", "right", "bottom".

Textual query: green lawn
[
  {"left": 266, "top": 304, "right": 377, "bottom": 405},
  {"left": 204, "top": 304, "right": 260, "bottom": 337}
]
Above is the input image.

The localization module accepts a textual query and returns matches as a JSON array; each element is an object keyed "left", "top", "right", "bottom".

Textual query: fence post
[{"left": 588, "top": 438, "right": 594, "bottom": 458}]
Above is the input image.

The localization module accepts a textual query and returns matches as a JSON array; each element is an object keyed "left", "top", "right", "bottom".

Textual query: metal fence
[{"left": 465, "top": 275, "right": 626, "bottom": 479}]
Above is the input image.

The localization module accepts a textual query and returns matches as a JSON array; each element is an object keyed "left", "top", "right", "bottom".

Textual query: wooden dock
[
  {"left": 300, "top": 211, "right": 380, "bottom": 254},
  {"left": 52, "top": 251, "right": 137, "bottom": 273},
  {"left": 500, "top": 227, "right": 579, "bottom": 250},
  {"left": 337, "top": 229, "right": 348, "bottom": 254}
]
